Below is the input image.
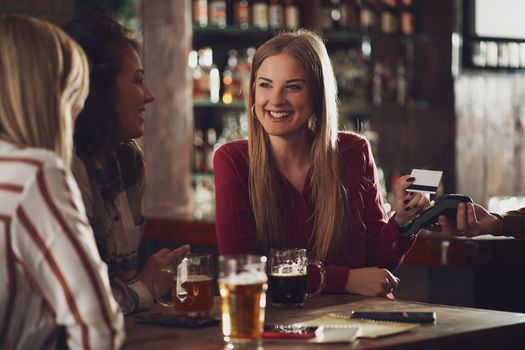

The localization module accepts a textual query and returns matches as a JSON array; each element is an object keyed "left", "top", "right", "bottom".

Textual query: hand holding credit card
[{"left": 406, "top": 169, "right": 443, "bottom": 194}]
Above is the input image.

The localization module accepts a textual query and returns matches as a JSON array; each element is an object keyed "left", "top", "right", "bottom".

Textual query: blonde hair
[
  {"left": 247, "top": 30, "right": 348, "bottom": 261},
  {"left": 0, "top": 15, "right": 89, "bottom": 166}
]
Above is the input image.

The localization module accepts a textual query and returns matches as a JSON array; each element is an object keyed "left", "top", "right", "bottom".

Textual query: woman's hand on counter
[
  {"left": 345, "top": 267, "right": 400, "bottom": 297},
  {"left": 137, "top": 244, "right": 191, "bottom": 298}
]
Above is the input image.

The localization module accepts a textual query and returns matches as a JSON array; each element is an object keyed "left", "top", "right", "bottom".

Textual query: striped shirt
[
  {"left": 72, "top": 141, "right": 150, "bottom": 315},
  {"left": 0, "top": 138, "right": 125, "bottom": 350}
]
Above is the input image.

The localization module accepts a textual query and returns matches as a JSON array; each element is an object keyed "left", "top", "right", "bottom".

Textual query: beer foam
[
  {"left": 272, "top": 264, "right": 306, "bottom": 276},
  {"left": 218, "top": 271, "right": 267, "bottom": 285},
  {"left": 177, "top": 275, "right": 213, "bottom": 283},
  {"left": 270, "top": 271, "right": 306, "bottom": 277}
]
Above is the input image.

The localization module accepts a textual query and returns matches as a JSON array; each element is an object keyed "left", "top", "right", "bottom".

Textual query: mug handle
[
  {"left": 306, "top": 260, "right": 326, "bottom": 298},
  {"left": 154, "top": 266, "right": 174, "bottom": 307}
]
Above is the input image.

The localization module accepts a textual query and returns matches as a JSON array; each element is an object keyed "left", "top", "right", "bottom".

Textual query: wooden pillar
[{"left": 141, "top": 0, "right": 193, "bottom": 217}]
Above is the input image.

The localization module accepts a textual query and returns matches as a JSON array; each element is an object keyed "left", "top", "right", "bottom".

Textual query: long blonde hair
[
  {"left": 0, "top": 15, "right": 89, "bottom": 167},
  {"left": 247, "top": 30, "right": 347, "bottom": 261}
]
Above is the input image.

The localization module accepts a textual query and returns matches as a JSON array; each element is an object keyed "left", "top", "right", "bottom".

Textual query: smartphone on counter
[
  {"left": 263, "top": 325, "right": 317, "bottom": 339},
  {"left": 350, "top": 311, "right": 436, "bottom": 323}
]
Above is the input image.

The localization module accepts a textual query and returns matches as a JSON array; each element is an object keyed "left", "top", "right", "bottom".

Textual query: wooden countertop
[{"left": 124, "top": 294, "right": 525, "bottom": 349}]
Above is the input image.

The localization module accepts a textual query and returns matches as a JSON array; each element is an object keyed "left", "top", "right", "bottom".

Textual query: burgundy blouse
[{"left": 213, "top": 132, "right": 415, "bottom": 293}]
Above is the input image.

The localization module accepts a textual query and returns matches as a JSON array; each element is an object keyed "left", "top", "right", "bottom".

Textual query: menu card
[{"left": 295, "top": 313, "right": 419, "bottom": 338}]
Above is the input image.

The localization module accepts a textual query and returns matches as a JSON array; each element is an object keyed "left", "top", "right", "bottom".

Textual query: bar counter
[
  {"left": 144, "top": 218, "right": 525, "bottom": 312},
  {"left": 124, "top": 294, "right": 525, "bottom": 349}
]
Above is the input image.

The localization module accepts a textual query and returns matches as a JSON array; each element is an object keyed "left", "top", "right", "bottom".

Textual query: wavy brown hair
[
  {"left": 247, "top": 30, "right": 348, "bottom": 261},
  {"left": 63, "top": 13, "right": 138, "bottom": 157},
  {"left": 0, "top": 15, "right": 89, "bottom": 167}
]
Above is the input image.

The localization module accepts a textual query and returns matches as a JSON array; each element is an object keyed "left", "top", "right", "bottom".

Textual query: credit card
[{"left": 406, "top": 169, "right": 443, "bottom": 194}]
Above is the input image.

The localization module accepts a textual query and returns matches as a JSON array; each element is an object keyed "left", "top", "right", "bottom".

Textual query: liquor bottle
[
  {"left": 380, "top": 0, "right": 398, "bottom": 35},
  {"left": 233, "top": 0, "right": 250, "bottom": 29},
  {"left": 508, "top": 42, "right": 520, "bottom": 68},
  {"left": 205, "top": 128, "right": 217, "bottom": 172},
  {"left": 284, "top": 0, "right": 300, "bottom": 29},
  {"left": 238, "top": 47, "right": 255, "bottom": 99},
  {"left": 193, "top": 129, "right": 205, "bottom": 172},
  {"left": 252, "top": 0, "right": 269, "bottom": 29},
  {"left": 340, "top": 0, "right": 360, "bottom": 32},
  {"left": 399, "top": 0, "right": 415, "bottom": 36},
  {"left": 209, "top": 0, "right": 227, "bottom": 28},
  {"left": 193, "top": 0, "right": 208, "bottom": 27},
  {"left": 395, "top": 62, "right": 407, "bottom": 105},
  {"left": 222, "top": 49, "right": 240, "bottom": 104},
  {"left": 189, "top": 50, "right": 203, "bottom": 99},
  {"left": 359, "top": 0, "right": 378, "bottom": 33},
  {"left": 320, "top": 0, "right": 340, "bottom": 31},
  {"left": 371, "top": 61, "right": 383, "bottom": 105},
  {"left": 497, "top": 42, "right": 509, "bottom": 67},
  {"left": 269, "top": 0, "right": 285, "bottom": 29},
  {"left": 198, "top": 47, "right": 220, "bottom": 103},
  {"left": 381, "top": 60, "right": 395, "bottom": 103}
]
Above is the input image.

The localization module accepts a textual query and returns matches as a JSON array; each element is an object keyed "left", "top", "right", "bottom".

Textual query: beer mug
[
  {"left": 268, "top": 248, "right": 326, "bottom": 307},
  {"left": 154, "top": 253, "right": 214, "bottom": 317},
  {"left": 218, "top": 255, "right": 267, "bottom": 348}
]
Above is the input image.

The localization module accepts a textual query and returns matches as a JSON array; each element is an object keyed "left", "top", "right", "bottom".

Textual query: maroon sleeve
[
  {"left": 213, "top": 142, "right": 258, "bottom": 255},
  {"left": 359, "top": 138, "right": 416, "bottom": 271}
]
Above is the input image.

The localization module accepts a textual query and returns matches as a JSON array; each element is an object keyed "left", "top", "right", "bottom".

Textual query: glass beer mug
[
  {"left": 154, "top": 253, "right": 214, "bottom": 317},
  {"left": 268, "top": 248, "right": 326, "bottom": 307},
  {"left": 218, "top": 255, "right": 268, "bottom": 348}
]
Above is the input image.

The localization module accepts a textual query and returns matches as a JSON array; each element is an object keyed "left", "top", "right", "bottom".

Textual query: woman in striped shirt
[{"left": 0, "top": 15, "right": 124, "bottom": 349}]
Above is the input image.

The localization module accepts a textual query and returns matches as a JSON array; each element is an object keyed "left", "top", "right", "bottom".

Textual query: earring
[{"left": 308, "top": 114, "right": 316, "bottom": 133}]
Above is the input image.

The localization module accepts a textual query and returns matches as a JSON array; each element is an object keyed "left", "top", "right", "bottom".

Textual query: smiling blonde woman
[
  {"left": 0, "top": 15, "right": 124, "bottom": 349},
  {"left": 214, "top": 30, "right": 429, "bottom": 297}
]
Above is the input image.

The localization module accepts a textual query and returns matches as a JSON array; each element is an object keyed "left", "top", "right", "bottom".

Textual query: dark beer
[
  {"left": 268, "top": 272, "right": 307, "bottom": 306},
  {"left": 172, "top": 275, "right": 214, "bottom": 316}
]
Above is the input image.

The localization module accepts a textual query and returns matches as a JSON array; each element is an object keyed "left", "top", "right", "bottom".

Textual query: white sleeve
[{"left": 11, "top": 163, "right": 125, "bottom": 350}]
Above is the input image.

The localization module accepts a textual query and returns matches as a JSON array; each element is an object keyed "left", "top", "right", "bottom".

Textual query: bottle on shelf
[
  {"left": 399, "top": 0, "right": 415, "bottom": 36},
  {"left": 395, "top": 62, "right": 407, "bottom": 105},
  {"left": 320, "top": 0, "right": 342, "bottom": 31},
  {"left": 205, "top": 128, "right": 217, "bottom": 172},
  {"left": 339, "top": 0, "right": 360, "bottom": 32},
  {"left": 371, "top": 61, "right": 383, "bottom": 105},
  {"left": 193, "top": 0, "right": 208, "bottom": 27},
  {"left": 471, "top": 41, "right": 487, "bottom": 67},
  {"left": 222, "top": 49, "right": 243, "bottom": 104},
  {"left": 189, "top": 50, "right": 204, "bottom": 100},
  {"left": 233, "top": 0, "right": 250, "bottom": 29},
  {"left": 497, "top": 42, "right": 509, "bottom": 68},
  {"left": 198, "top": 47, "right": 220, "bottom": 103},
  {"left": 284, "top": 0, "right": 300, "bottom": 29},
  {"left": 269, "top": 0, "right": 285, "bottom": 29},
  {"left": 238, "top": 46, "right": 255, "bottom": 99},
  {"left": 359, "top": 0, "right": 379, "bottom": 33},
  {"left": 193, "top": 129, "right": 205, "bottom": 172},
  {"left": 508, "top": 42, "right": 520, "bottom": 68},
  {"left": 209, "top": 0, "right": 227, "bottom": 28},
  {"left": 252, "top": 0, "right": 269, "bottom": 29},
  {"left": 380, "top": 0, "right": 398, "bottom": 35},
  {"left": 381, "top": 60, "right": 396, "bottom": 103}
]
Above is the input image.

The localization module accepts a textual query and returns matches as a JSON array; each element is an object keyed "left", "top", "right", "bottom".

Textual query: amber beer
[
  {"left": 172, "top": 275, "right": 214, "bottom": 317},
  {"left": 219, "top": 255, "right": 268, "bottom": 348},
  {"left": 155, "top": 254, "right": 213, "bottom": 316}
]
